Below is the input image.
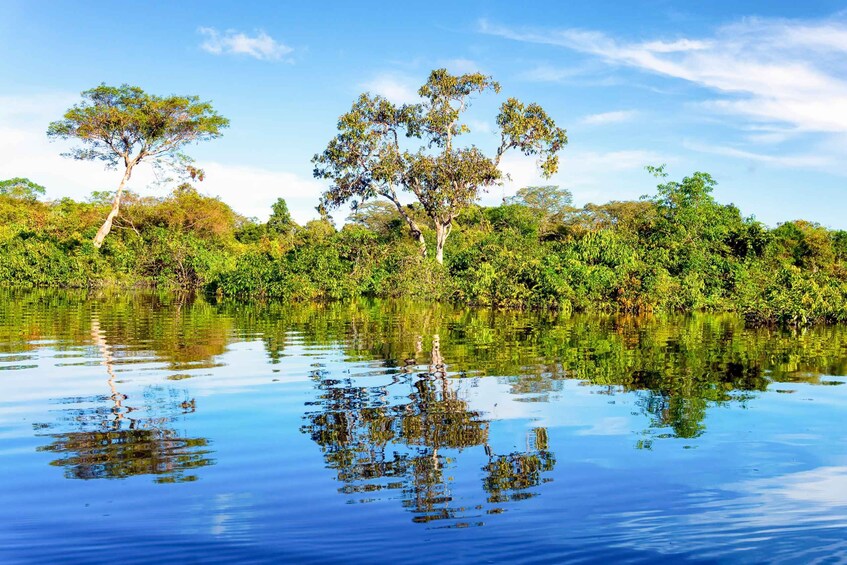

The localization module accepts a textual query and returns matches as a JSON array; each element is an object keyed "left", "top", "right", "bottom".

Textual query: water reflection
[
  {"left": 301, "top": 334, "right": 555, "bottom": 523},
  {"left": 35, "top": 313, "right": 213, "bottom": 483},
  {"left": 483, "top": 428, "right": 555, "bottom": 504},
  {"left": 1, "top": 291, "right": 846, "bottom": 490},
  {"left": 3, "top": 290, "right": 847, "bottom": 561}
]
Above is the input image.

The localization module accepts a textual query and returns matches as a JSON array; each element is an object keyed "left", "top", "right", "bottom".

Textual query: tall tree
[
  {"left": 266, "top": 197, "right": 294, "bottom": 235},
  {"left": 48, "top": 84, "right": 229, "bottom": 248},
  {"left": 313, "top": 69, "right": 567, "bottom": 264}
]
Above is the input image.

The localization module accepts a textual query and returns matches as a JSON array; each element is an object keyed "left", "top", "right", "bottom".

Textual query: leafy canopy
[
  {"left": 0, "top": 177, "right": 46, "bottom": 201},
  {"left": 313, "top": 68, "right": 567, "bottom": 256},
  {"left": 267, "top": 198, "right": 294, "bottom": 235},
  {"left": 508, "top": 185, "right": 572, "bottom": 215},
  {"left": 47, "top": 84, "right": 229, "bottom": 172}
]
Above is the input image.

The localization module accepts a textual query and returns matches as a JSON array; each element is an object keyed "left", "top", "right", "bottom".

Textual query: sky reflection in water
[{"left": 1, "top": 290, "right": 846, "bottom": 563}]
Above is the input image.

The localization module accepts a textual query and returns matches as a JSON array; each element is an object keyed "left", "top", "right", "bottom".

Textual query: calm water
[{"left": 1, "top": 291, "right": 846, "bottom": 563}]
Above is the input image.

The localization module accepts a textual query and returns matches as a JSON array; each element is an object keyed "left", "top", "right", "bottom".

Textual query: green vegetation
[
  {"left": 1, "top": 74, "right": 845, "bottom": 325},
  {"left": 4, "top": 288, "right": 843, "bottom": 514},
  {"left": 6, "top": 289, "right": 846, "bottom": 460},
  {"left": 1, "top": 169, "right": 845, "bottom": 324},
  {"left": 47, "top": 84, "right": 229, "bottom": 247},
  {"left": 314, "top": 69, "right": 567, "bottom": 263}
]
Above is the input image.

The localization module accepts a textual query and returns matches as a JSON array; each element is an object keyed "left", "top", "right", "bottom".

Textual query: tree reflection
[
  {"left": 36, "top": 315, "right": 213, "bottom": 483},
  {"left": 302, "top": 334, "right": 556, "bottom": 524},
  {"left": 483, "top": 428, "right": 556, "bottom": 503},
  {"left": 4, "top": 290, "right": 847, "bottom": 487}
]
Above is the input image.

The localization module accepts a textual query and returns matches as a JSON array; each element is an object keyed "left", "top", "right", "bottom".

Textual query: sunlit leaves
[
  {"left": 0, "top": 177, "right": 46, "bottom": 201},
  {"left": 496, "top": 98, "right": 568, "bottom": 177},
  {"left": 48, "top": 84, "right": 229, "bottom": 170},
  {"left": 313, "top": 69, "right": 568, "bottom": 261}
]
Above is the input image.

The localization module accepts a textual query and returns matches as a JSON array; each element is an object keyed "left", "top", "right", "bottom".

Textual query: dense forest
[
  {"left": 2, "top": 75, "right": 846, "bottom": 324},
  {"left": 1, "top": 172, "right": 846, "bottom": 324}
]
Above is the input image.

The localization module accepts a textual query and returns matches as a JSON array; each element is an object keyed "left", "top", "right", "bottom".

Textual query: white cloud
[
  {"left": 467, "top": 119, "right": 493, "bottom": 134},
  {"left": 480, "top": 17, "right": 847, "bottom": 134},
  {"left": 198, "top": 27, "right": 292, "bottom": 61},
  {"left": 201, "top": 162, "right": 323, "bottom": 223},
  {"left": 361, "top": 73, "right": 421, "bottom": 104},
  {"left": 581, "top": 110, "right": 639, "bottom": 126},
  {"left": 639, "top": 38, "right": 712, "bottom": 53},
  {"left": 609, "top": 465, "right": 847, "bottom": 559},
  {"left": 682, "top": 141, "right": 835, "bottom": 169},
  {"left": 0, "top": 93, "right": 78, "bottom": 125},
  {"left": 0, "top": 93, "right": 127, "bottom": 193},
  {"left": 485, "top": 148, "right": 665, "bottom": 207},
  {"left": 740, "top": 125, "right": 797, "bottom": 144}
]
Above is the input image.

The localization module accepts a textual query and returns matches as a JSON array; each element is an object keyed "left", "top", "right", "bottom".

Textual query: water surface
[{"left": 1, "top": 290, "right": 846, "bottom": 563}]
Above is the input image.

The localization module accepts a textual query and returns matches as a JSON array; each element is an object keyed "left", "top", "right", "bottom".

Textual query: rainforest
[{"left": 1, "top": 170, "right": 845, "bottom": 325}]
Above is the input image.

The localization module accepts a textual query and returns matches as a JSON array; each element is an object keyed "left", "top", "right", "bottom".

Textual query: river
[{"left": 1, "top": 290, "right": 846, "bottom": 563}]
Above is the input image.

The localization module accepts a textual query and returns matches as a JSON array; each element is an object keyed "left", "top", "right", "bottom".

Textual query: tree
[
  {"left": 313, "top": 68, "right": 567, "bottom": 264},
  {"left": 0, "top": 177, "right": 46, "bottom": 201},
  {"left": 507, "top": 185, "right": 573, "bottom": 234},
  {"left": 266, "top": 197, "right": 294, "bottom": 235},
  {"left": 507, "top": 185, "right": 572, "bottom": 217},
  {"left": 47, "top": 84, "right": 229, "bottom": 248},
  {"left": 346, "top": 200, "right": 403, "bottom": 235}
]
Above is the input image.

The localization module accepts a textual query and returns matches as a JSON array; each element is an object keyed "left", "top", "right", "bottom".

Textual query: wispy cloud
[
  {"left": 361, "top": 73, "right": 421, "bottom": 104},
  {"left": 198, "top": 27, "right": 293, "bottom": 61},
  {"left": 682, "top": 140, "right": 835, "bottom": 170},
  {"left": 581, "top": 110, "right": 639, "bottom": 126},
  {"left": 480, "top": 17, "right": 847, "bottom": 134},
  {"left": 519, "top": 64, "right": 585, "bottom": 83}
]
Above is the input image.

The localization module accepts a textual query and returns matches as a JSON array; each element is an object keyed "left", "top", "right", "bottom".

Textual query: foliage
[
  {"left": 266, "top": 197, "right": 294, "bottom": 235},
  {"left": 506, "top": 185, "right": 572, "bottom": 235},
  {"left": 0, "top": 166, "right": 845, "bottom": 324},
  {"left": 47, "top": 84, "right": 229, "bottom": 171},
  {"left": 313, "top": 69, "right": 567, "bottom": 263},
  {"left": 47, "top": 84, "right": 229, "bottom": 247},
  {"left": 8, "top": 289, "right": 847, "bottom": 479},
  {"left": 0, "top": 177, "right": 47, "bottom": 201}
]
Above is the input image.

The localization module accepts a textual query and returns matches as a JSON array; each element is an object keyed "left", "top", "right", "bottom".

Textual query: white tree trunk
[
  {"left": 434, "top": 221, "right": 450, "bottom": 265},
  {"left": 411, "top": 221, "right": 427, "bottom": 258},
  {"left": 93, "top": 165, "right": 133, "bottom": 248}
]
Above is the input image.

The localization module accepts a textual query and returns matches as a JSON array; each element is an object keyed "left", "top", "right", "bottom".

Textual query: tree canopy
[
  {"left": 0, "top": 177, "right": 46, "bottom": 201},
  {"left": 313, "top": 68, "right": 567, "bottom": 263},
  {"left": 48, "top": 84, "right": 229, "bottom": 247},
  {"left": 267, "top": 198, "right": 294, "bottom": 235}
]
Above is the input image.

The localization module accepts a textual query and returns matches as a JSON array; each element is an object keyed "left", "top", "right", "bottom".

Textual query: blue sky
[{"left": 1, "top": 0, "right": 846, "bottom": 227}]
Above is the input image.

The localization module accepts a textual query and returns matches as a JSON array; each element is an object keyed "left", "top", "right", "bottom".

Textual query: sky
[{"left": 1, "top": 0, "right": 846, "bottom": 228}]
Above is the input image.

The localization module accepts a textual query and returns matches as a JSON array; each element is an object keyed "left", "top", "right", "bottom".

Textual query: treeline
[{"left": 1, "top": 171, "right": 846, "bottom": 324}]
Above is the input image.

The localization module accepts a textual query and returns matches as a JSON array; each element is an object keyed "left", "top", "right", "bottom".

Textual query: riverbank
[{"left": 1, "top": 179, "right": 846, "bottom": 325}]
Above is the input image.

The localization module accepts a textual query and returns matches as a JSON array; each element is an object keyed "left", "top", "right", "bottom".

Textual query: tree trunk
[
  {"left": 93, "top": 165, "right": 133, "bottom": 248},
  {"left": 434, "top": 221, "right": 451, "bottom": 265},
  {"left": 387, "top": 197, "right": 427, "bottom": 257},
  {"left": 410, "top": 221, "right": 427, "bottom": 258}
]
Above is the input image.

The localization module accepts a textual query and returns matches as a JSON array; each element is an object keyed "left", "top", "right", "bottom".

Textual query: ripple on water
[{"left": 0, "top": 290, "right": 846, "bottom": 563}]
